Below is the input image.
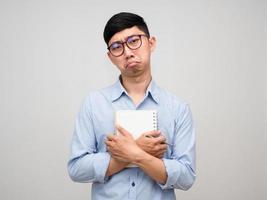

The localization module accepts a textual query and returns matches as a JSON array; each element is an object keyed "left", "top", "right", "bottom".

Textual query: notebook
[
  {"left": 115, "top": 110, "right": 158, "bottom": 167},
  {"left": 115, "top": 110, "right": 158, "bottom": 139}
]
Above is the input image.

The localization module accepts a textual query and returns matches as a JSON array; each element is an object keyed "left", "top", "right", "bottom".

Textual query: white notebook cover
[
  {"left": 115, "top": 110, "right": 158, "bottom": 167},
  {"left": 115, "top": 110, "right": 158, "bottom": 139}
]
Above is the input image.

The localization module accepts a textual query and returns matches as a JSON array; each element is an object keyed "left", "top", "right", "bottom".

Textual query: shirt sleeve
[
  {"left": 67, "top": 95, "right": 111, "bottom": 183},
  {"left": 158, "top": 104, "right": 196, "bottom": 190}
]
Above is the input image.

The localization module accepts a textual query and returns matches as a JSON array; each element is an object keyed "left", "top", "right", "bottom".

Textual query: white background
[{"left": 0, "top": 0, "right": 266, "bottom": 199}]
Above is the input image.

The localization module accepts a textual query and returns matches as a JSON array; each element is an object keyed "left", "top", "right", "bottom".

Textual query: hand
[
  {"left": 105, "top": 125, "right": 144, "bottom": 163},
  {"left": 136, "top": 131, "right": 167, "bottom": 159}
]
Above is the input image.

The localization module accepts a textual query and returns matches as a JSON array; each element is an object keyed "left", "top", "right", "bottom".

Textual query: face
[{"left": 107, "top": 26, "right": 156, "bottom": 78}]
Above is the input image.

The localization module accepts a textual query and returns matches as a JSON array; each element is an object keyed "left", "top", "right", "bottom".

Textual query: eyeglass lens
[{"left": 109, "top": 35, "right": 143, "bottom": 57}]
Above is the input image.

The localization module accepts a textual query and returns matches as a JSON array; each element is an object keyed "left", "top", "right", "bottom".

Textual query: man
[{"left": 68, "top": 12, "right": 196, "bottom": 200}]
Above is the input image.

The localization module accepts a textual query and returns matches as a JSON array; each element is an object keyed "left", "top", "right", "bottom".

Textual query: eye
[
  {"left": 128, "top": 36, "right": 140, "bottom": 45},
  {"left": 110, "top": 43, "right": 122, "bottom": 51}
]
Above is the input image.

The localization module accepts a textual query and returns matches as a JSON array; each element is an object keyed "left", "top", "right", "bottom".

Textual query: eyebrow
[{"left": 109, "top": 34, "right": 139, "bottom": 45}]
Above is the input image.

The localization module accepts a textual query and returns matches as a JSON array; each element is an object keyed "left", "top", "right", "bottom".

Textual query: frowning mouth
[{"left": 125, "top": 61, "right": 140, "bottom": 69}]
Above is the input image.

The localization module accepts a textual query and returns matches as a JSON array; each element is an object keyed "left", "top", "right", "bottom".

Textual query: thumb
[
  {"left": 116, "top": 124, "right": 130, "bottom": 137},
  {"left": 144, "top": 130, "right": 161, "bottom": 138}
]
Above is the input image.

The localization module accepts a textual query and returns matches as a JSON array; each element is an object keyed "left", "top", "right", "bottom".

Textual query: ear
[
  {"left": 148, "top": 36, "right": 156, "bottom": 52},
  {"left": 107, "top": 51, "right": 111, "bottom": 59},
  {"left": 107, "top": 51, "right": 113, "bottom": 61},
  {"left": 107, "top": 51, "right": 116, "bottom": 65}
]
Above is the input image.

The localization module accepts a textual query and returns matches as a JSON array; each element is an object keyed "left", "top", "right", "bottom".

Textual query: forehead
[{"left": 108, "top": 26, "right": 145, "bottom": 45}]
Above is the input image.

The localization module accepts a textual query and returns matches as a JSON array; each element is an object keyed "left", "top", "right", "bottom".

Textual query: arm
[
  {"left": 105, "top": 126, "right": 168, "bottom": 184},
  {"left": 159, "top": 104, "right": 196, "bottom": 190},
  {"left": 134, "top": 131, "right": 169, "bottom": 183},
  {"left": 67, "top": 96, "right": 111, "bottom": 183},
  {"left": 105, "top": 130, "right": 167, "bottom": 177},
  {"left": 105, "top": 157, "right": 128, "bottom": 177},
  {"left": 106, "top": 104, "right": 196, "bottom": 190},
  {"left": 133, "top": 150, "right": 167, "bottom": 184}
]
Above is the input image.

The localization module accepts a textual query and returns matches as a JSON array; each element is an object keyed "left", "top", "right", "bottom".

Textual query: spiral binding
[{"left": 152, "top": 111, "right": 158, "bottom": 130}]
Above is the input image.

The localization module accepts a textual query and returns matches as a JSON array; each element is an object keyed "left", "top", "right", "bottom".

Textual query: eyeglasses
[{"left": 107, "top": 34, "right": 148, "bottom": 57}]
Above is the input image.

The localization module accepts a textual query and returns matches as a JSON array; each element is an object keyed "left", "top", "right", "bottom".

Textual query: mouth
[{"left": 125, "top": 61, "right": 140, "bottom": 69}]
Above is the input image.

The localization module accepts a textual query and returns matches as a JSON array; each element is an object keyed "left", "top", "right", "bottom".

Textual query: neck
[{"left": 120, "top": 71, "right": 152, "bottom": 97}]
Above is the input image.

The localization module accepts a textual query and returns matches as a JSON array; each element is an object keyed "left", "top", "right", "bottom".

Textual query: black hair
[{"left": 103, "top": 12, "right": 150, "bottom": 45}]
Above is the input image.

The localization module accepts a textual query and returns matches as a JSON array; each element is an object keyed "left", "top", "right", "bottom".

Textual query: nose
[{"left": 123, "top": 44, "right": 134, "bottom": 59}]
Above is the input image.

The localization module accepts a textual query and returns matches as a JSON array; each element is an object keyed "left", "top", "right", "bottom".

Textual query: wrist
[{"left": 131, "top": 149, "right": 152, "bottom": 165}]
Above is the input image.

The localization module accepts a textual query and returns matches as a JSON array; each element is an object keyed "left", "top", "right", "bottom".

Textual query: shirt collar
[
  {"left": 145, "top": 79, "right": 159, "bottom": 104},
  {"left": 110, "top": 77, "right": 126, "bottom": 102},
  {"left": 110, "top": 76, "right": 159, "bottom": 104}
]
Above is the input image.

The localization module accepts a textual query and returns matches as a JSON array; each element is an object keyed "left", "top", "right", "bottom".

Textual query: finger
[
  {"left": 160, "top": 143, "right": 167, "bottom": 150},
  {"left": 154, "top": 135, "right": 166, "bottom": 144},
  {"left": 156, "top": 152, "right": 165, "bottom": 159},
  {"left": 106, "top": 134, "right": 114, "bottom": 141},
  {"left": 143, "top": 130, "right": 161, "bottom": 138},
  {"left": 106, "top": 133, "right": 115, "bottom": 140},
  {"left": 105, "top": 140, "right": 113, "bottom": 147},
  {"left": 106, "top": 145, "right": 111, "bottom": 153},
  {"left": 107, "top": 134, "right": 119, "bottom": 142},
  {"left": 116, "top": 125, "right": 130, "bottom": 136},
  {"left": 155, "top": 148, "right": 166, "bottom": 157},
  {"left": 106, "top": 145, "right": 111, "bottom": 151},
  {"left": 153, "top": 144, "right": 167, "bottom": 152}
]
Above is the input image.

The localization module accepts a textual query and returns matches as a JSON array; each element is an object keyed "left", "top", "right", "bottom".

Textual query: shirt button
[{"left": 131, "top": 182, "right": 135, "bottom": 187}]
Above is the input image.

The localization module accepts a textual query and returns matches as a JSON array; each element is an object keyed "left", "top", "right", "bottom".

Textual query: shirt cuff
[
  {"left": 157, "top": 158, "right": 180, "bottom": 190},
  {"left": 93, "top": 152, "right": 111, "bottom": 183}
]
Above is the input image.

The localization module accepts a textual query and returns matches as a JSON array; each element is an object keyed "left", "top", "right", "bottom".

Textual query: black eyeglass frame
[{"left": 107, "top": 34, "right": 149, "bottom": 57}]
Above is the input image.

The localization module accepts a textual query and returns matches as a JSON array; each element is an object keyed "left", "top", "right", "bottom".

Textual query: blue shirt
[{"left": 68, "top": 78, "right": 196, "bottom": 200}]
